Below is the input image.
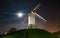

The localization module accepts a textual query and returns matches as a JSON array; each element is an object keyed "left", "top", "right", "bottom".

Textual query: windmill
[{"left": 21, "top": 4, "right": 47, "bottom": 29}]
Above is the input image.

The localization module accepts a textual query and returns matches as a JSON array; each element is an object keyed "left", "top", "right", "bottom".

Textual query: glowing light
[
  {"left": 4, "top": 33, "right": 7, "bottom": 35},
  {"left": 17, "top": 13, "right": 24, "bottom": 17}
]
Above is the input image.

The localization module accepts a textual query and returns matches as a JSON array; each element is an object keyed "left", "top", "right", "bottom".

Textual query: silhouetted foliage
[
  {"left": 53, "top": 31, "right": 60, "bottom": 38},
  {"left": 8, "top": 28, "right": 16, "bottom": 33}
]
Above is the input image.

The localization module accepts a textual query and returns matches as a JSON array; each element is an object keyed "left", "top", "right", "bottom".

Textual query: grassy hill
[
  {"left": 53, "top": 31, "right": 60, "bottom": 38},
  {"left": 0, "top": 29, "right": 58, "bottom": 38}
]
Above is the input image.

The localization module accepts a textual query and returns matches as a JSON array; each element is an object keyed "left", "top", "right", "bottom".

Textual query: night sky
[{"left": 0, "top": 0, "right": 60, "bottom": 33}]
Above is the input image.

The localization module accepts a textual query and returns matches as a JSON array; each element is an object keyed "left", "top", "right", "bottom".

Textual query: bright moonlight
[{"left": 17, "top": 13, "right": 24, "bottom": 17}]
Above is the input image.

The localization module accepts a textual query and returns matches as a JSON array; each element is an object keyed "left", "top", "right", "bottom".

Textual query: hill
[{"left": 0, "top": 29, "right": 58, "bottom": 38}]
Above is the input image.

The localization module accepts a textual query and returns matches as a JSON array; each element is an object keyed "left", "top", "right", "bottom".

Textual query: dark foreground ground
[{"left": 0, "top": 29, "right": 58, "bottom": 38}]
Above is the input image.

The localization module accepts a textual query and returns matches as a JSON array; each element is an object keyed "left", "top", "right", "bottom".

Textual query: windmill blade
[
  {"left": 33, "top": 4, "right": 40, "bottom": 11},
  {"left": 20, "top": 13, "right": 30, "bottom": 26},
  {"left": 35, "top": 13, "right": 47, "bottom": 22}
]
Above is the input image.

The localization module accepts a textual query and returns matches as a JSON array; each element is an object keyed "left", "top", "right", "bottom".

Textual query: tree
[{"left": 8, "top": 28, "right": 16, "bottom": 33}]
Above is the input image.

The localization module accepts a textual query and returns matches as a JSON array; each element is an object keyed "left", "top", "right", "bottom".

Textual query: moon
[{"left": 17, "top": 12, "right": 24, "bottom": 18}]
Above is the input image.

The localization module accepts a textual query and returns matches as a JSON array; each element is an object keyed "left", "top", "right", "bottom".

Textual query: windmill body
[{"left": 28, "top": 11, "right": 36, "bottom": 29}]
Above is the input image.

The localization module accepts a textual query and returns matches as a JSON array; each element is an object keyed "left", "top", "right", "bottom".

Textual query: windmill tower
[{"left": 28, "top": 11, "right": 36, "bottom": 29}]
